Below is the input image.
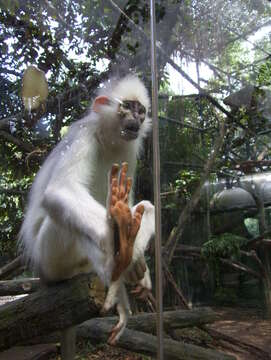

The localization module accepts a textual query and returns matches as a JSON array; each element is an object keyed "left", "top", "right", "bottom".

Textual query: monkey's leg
[
  {"left": 107, "top": 283, "right": 131, "bottom": 345},
  {"left": 103, "top": 164, "right": 145, "bottom": 344},
  {"left": 104, "top": 163, "right": 145, "bottom": 308}
]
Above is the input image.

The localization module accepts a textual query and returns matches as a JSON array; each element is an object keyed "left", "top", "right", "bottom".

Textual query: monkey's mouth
[{"left": 120, "top": 126, "right": 139, "bottom": 140}]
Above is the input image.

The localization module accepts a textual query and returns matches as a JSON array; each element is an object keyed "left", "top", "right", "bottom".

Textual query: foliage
[
  {"left": 257, "top": 60, "right": 271, "bottom": 86},
  {"left": 201, "top": 233, "right": 247, "bottom": 261},
  {"left": 201, "top": 233, "right": 247, "bottom": 290}
]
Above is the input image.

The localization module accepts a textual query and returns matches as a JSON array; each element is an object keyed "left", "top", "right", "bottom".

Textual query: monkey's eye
[
  {"left": 138, "top": 105, "right": 146, "bottom": 115},
  {"left": 122, "top": 101, "right": 131, "bottom": 109}
]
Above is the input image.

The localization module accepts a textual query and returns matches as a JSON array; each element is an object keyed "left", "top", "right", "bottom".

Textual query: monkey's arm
[{"left": 42, "top": 182, "right": 111, "bottom": 246}]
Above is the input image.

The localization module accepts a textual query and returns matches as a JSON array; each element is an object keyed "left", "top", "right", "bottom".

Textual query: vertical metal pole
[
  {"left": 150, "top": 1, "right": 164, "bottom": 359},
  {"left": 61, "top": 326, "right": 76, "bottom": 360}
]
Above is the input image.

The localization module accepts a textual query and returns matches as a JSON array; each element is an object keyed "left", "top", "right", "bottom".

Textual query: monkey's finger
[
  {"left": 119, "top": 162, "right": 128, "bottom": 198},
  {"left": 131, "top": 285, "right": 143, "bottom": 295},
  {"left": 138, "top": 288, "right": 150, "bottom": 300},
  {"left": 110, "top": 163, "right": 120, "bottom": 184},
  {"left": 130, "top": 204, "right": 145, "bottom": 239},
  {"left": 111, "top": 178, "right": 119, "bottom": 204},
  {"left": 135, "top": 203, "right": 145, "bottom": 216},
  {"left": 124, "top": 177, "right": 132, "bottom": 203},
  {"left": 110, "top": 164, "right": 120, "bottom": 201},
  {"left": 108, "top": 164, "right": 119, "bottom": 193},
  {"left": 131, "top": 285, "right": 149, "bottom": 300},
  {"left": 119, "top": 162, "right": 128, "bottom": 185}
]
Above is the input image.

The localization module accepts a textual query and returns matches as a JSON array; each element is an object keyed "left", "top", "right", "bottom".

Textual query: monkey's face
[{"left": 118, "top": 100, "right": 146, "bottom": 141}]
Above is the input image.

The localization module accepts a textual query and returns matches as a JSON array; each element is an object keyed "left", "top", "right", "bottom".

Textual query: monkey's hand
[
  {"left": 124, "top": 256, "right": 146, "bottom": 284},
  {"left": 109, "top": 162, "right": 145, "bottom": 281},
  {"left": 131, "top": 284, "right": 156, "bottom": 312}
]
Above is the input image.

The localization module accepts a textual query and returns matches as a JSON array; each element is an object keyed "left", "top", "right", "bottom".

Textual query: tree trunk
[
  {"left": 81, "top": 307, "right": 218, "bottom": 335},
  {"left": 78, "top": 319, "right": 236, "bottom": 360},
  {"left": 22, "top": 307, "right": 219, "bottom": 346},
  {"left": 0, "top": 273, "right": 101, "bottom": 351},
  {"left": 0, "top": 278, "right": 40, "bottom": 296}
]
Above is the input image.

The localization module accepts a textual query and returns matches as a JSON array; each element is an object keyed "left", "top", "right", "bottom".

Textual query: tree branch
[
  {"left": 0, "top": 273, "right": 101, "bottom": 351},
  {"left": 0, "top": 256, "right": 23, "bottom": 280},
  {"left": 0, "top": 130, "right": 34, "bottom": 152}
]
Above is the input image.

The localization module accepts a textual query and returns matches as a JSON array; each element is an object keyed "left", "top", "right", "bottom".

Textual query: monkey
[{"left": 19, "top": 75, "right": 155, "bottom": 345}]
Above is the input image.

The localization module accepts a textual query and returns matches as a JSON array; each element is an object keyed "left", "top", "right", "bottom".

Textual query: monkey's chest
[
  {"left": 91, "top": 170, "right": 109, "bottom": 206},
  {"left": 91, "top": 154, "right": 133, "bottom": 206}
]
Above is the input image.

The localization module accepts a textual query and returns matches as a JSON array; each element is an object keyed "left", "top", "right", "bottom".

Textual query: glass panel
[
  {"left": 156, "top": 0, "right": 271, "bottom": 358},
  {"left": 0, "top": 0, "right": 158, "bottom": 357}
]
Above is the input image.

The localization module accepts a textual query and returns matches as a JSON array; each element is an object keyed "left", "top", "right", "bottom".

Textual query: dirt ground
[
  {"left": 50, "top": 306, "right": 271, "bottom": 360},
  {"left": 208, "top": 307, "right": 271, "bottom": 360}
]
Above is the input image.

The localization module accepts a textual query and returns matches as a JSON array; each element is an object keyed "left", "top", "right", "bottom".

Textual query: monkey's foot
[
  {"left": 107, "top": 319, "right": 127, "bottom": 345},
  {"left": 131, "top": 285, "right": 157, "bottom": 311},
  {"left": 124, "top": 257, "right": 147, "bottom": 284},
  {"left": 131, "top": 284, "right": 150, "bottom": 300}
]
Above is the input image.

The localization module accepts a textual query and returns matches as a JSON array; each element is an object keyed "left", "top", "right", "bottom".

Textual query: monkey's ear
[{"left": 92, "top": 96, "right": 110, "bottom": 112}]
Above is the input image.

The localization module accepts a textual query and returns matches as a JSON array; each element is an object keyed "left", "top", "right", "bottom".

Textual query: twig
[
  {"left": 220, "top": 258, "right": 261, "bottom": 279},
  {"left": 162, "top": 260, "right": 189, "bottom": 309}
]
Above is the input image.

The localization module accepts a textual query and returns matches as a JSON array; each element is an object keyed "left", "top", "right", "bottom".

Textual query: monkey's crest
[{"left": 108, "top": 75, "right": 150, "bottom": 111}]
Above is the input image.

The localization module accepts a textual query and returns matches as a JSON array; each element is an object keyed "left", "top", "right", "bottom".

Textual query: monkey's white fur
[{"left": 19, "top": 75, "right": 154, "bottom": 342}]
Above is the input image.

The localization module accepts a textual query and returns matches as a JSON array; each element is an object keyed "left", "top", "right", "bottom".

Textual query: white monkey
[{"left": 19, "top": 75, "right": 155, "bottom": 344}]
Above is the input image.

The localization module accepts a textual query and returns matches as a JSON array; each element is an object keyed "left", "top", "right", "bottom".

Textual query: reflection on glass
[
  {"left": 157, "top": 1, "right": 271, "bottom": 358},
  {"left": 1, "top": 0, "right": 271, "bottom": 359}
]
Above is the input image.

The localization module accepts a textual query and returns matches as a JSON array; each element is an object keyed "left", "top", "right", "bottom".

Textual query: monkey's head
[{"left": 92, "top": 75, "right": 151, "bottom": 144}]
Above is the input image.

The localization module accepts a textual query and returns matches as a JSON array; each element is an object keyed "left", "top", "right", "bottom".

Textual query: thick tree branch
[
  {"left": 0, "top": 278, "right": 40, "bottom": 296},
  {"left": 0, "top": 273, "right": 101, "bottom": 351},
  {"left": 0, "top": 256, "right": 23, "bottom": 280},
  {"left": 107, "top": 0, "right": 138, "bottom": 61},
  {"left": 78, "top": 318, "right": 235, "bottom": 360}
]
